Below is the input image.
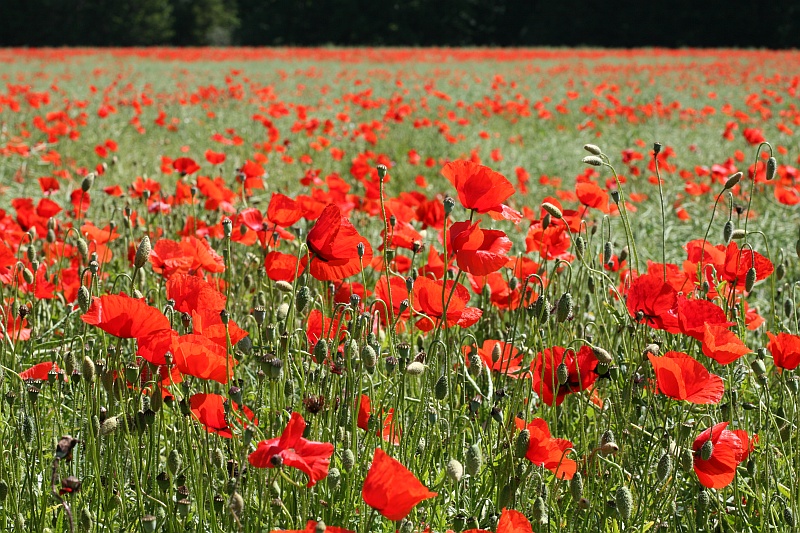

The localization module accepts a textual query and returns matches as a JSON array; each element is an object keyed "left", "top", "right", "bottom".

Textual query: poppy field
[{"left": 1, "top": 47, "right": 800, "bottom": 532}]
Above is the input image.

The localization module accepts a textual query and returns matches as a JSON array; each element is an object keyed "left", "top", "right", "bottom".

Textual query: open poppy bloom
[
  {"left": 269, "top": 521, "right": 354, "bottom": 533},
  {"left": 172, "top": 157, "right": 200, "bottom": 176},
  {"left": 648, "top": 351, "right": 724, "bottom": 404},
  {"left": 447, "top": 221, "right": 512, "bottom": 276},
  {"left": 693, "top": 422, "right": 744, "bottom": 489},
  {"left": 766, "top": 331, "right": 800, "bottom": 370},
  {"left": 412, "top": 276, "right": 482, "bottom": 332},
  {"left": 20, "top": 361, "right": 60, "bottom": 382},
  {"left": 362, "top": 447, "right": 437, "bottom": 521},
  {"left": 530, "top": 345, "right": 598, "bottom": 406},
  {"left": 248, "top": 412, "right": 334, "bottom": 487},
  {"left": 441, "top": 160, "right": 521, "bottom": 221},
  {"left": 625, "top": 273, "right": 680, "bottom": 334},
  {"left": 171, "top": 333, "right": 236, "bottom": 384},
  {"left": 495, "top": 507, "right": 534, "bottom": 533},
  {"left": 189, "top": 393, "right": 256, "bottom": 439},
  {"left": 464, "top": 340, "right": 524, "bottom": 377},
  {"left": 719, "top": 242, "right": 773, "bottom": 291},
  {"left": 267, "top": 192, "right": 303, "bottom": 228},
  {"left": 265, "top": 251, "right": 304, "bottom": 282},
  {"left": 701, "top": 324, "right": 751, "bottom": 365},
  {"left": 166, "top": 273, "right": 227, "bottom": 314},
  {"left": 305, "top": 204, "right": 373, "bottom": 281},
  {"left": 677, "top": 296, "right": 733, "bottom": 341},
  {"left": 357, "top": 394, "right": 401, "bottom": 445},
  {"left": 515, "top": 417, "right": 577, "bottom": 480}
]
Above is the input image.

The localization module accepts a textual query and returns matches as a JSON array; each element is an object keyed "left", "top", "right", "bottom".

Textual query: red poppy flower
[
  {"left": 357, "top": 394, "right": 401, "bottom": 445},
  {"left": 692, "top": 422, "right": 743, "bottom": 489},
  {"left": 20, "top": 361, "right": 60, "bottom": 381},
  {"left": 191, "top": 308, "right": 248, "bottom": 348},
  {"left": 166, "top": 273, "right": 226, "bottom": 314},
  {"left": 305, "top": 204, "right": 373, "bottom": 281},
  {"left": 702, "top": 324, "right": 751, "bottom": 365},
  {"left": 306, "top": 309, "right": 346, "bottom": 358},
  {"left": 525, "top": 221, "right": 573, "bottom": 261},
  {"left": 515, "top": 418, "right": 577, "bottom": 480},
  {"left": 204, "top": 150, "right": 226, "bottom": 165},
  {"left": 441, "top": 160, "right": 521, "bottom": 221},
  {"left": 731, "top": 429, "right": 757, "bottom": 462},
  {"left": 269, "top": 521, "right": 354, "bottom": 533},
  {"left": 362, "top": 447, "right": 437, "bottom": 521},
  {"left": 171, "top": 334, "right": 235, "bottom": 384},
  {"left": 648, "top": 351, "right": 724, "bottom": 404},
  {"left": 412, "top": 276, "right": 482, "bottom": 332},
  {"left": 267, "top": 192, "right": 303, "bottom": 228},
  {"left": 576, "top": 181, "right": 609, "bottom": 213},
  {"left": 766, "top": 331, "right": 800, "bottom": 370},
  {"left": 150, "top": 237, "right": 225, "bottom": 277},
  {"left": 189, "top": 393, "right": 256, "bottom": 439},
  {"left": 677, "top": 296, "right": 733, "bottom": 341},
  {"left": 248, "top": 412, "right": 334, "bottom": 487},
  {"left": 464, "top": 340, "right": 524, "bottom": 377},
  {"left": 626, "top": 274, "right": 680, "bottom": 334},
  {"left": 265, "top": 251, "right": 304, "bottom": 282},
  {"left": 172, "top": 157, "right": 200, "bottom": 176},
  {"left": 447, "top": 221, "right": 512, "bottom": 276},
  {"left": 530, "top": 345, "right": 598, "bottom": 406},
  {"left": 492, "top": 507, "right": 532, "bottom": 533},
  {"left": 719, "top": 242, "right": 773, "bottom": 291}
]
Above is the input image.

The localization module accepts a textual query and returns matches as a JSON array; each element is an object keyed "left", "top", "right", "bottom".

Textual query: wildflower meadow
[{"left": 0, "top": 47, "right": 799, "bottom": 532}]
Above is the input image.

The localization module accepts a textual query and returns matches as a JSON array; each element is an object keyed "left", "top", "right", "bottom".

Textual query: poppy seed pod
[
  {"left": 221, "top": 218, "right": 233, "bottom": 238},
  {"left": 376, "top": 164, "right": 388, "bottom": 180},
  {"left": 405, "top": 361, "right": 425, "bottom": 376},
  {"left": 134, "top": 236, "right": 151, "bottom": 269},
  {"left": 653, "top": 142, "right": 662, "bottom": 155},
  {"left": 443, "top": 196, "right": 455, "bottom": 216}
]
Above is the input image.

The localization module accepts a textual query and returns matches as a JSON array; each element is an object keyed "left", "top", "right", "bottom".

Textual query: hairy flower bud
[{"left": 134, "top": 236, "right": 151, "bottom": 269}]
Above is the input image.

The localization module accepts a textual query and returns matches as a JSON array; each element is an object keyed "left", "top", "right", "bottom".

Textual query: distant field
[{"left": 0, "top": 48, "right": 798, "bottom": 532}]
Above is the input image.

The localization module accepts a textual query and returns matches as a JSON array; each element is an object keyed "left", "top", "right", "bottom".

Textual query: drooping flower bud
[{"left": 134, "top": 236, "right": 151, "bottom": 269}]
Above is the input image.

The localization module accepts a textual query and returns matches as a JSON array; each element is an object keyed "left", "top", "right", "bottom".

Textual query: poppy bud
[
  {"left": 777, "top": 262, "right": 786, "bottom": 281},
  {"left": 0, "top": 480, "right": 7, "bottom": 501},
  {"left": 766, "top": 156, "right": 777, "bottom": 181},
  {"left": 584, "top": 144, "right": 602, "bottom": 156},
  {"left": 723, "top": 172, "right": 742, "bottom": 190},
  {"left": 295, "top": 285, "right": 311, "bottom": 312},
  {"left": 82, "top": 356, "right": 95, "bottom": 383},
  {"left": 167, "top": 449, "right": 182, "bottom": 475},
  {"left": 446, "top": 458, "right": 463, "bottom": 483},
  {"left": 541, "top": 213, "right": 550, "bottom": 230},
  {"left": 575, "top": 235, "right": 586, "bottom": 260},
  {"left": 443, "top": 196, "right": 455, "bottom": 216},
  {"left": 731, "top": 228, "right": 746, "bottom": 240},
  {"left": 77, "top": 238, "right": 89, "bottom": 260},
  {"left": 528, "top": 295, "right": 550, "bottom": 322},
  {"left": 89, "top": 260, "right": 99, "bottom": 275},
  {"left": 556, "top": 363, "right": 569, "bottom": 385},
  {"left": 697, "top": 490, "right": 710, "bottom": 509},
  {"left": 542, "top": 202, "right": 563, "bottom": 220},
  {"left": 467, "top": 351, "right": 483, "bottom": 377},
  {"left": 515, "top": 429, "right": 530, "bottom": 458},
  {"left": 722, "top": 220, "right": 734, "bottom": 244},
  {"left": 81, "top": 173, "right": 95, "bottom": 192},
  {"left": 78, "top": 286, "right": 91, "bottom": 314},
  {"left": 699, "top": 439, "right": 713, "bottom": 461},
  {"left": 653, "top": 142, "right": 662, "bottom": 155},
  {"left": 785, "top": 298, "right": 794, "bottom": 318},
  {"left": 434, "top": 375, "right": 449, "bottom": 400},
  {"left": 272, "top": 280, "right": 292, "bottom": 294},
  {"left": 361, "top": 345, "right": 377, "bottom": 368},
  {"left": 610, "top": 189, "right": 620, "bottom": 204},
  {"left": 656, "top": 452, "right": 672, "bottom": 483},
  {"left": 569, "top": 471, "right": 584, "bottom": 500},
  {"left": 342, "top": 448, "right": 355, "bottom": 472},
  {"left": 582, "top": 156, "right": 603, "bottom": 167},
  {"left": 556, "top": 292, "right": 573, "bottom": 323},
  {"left": 785, "top": 507, "right": 796, "bottom": 527},
  {"left": 465, "top": 443, "right": 482, "bottom": 476},
  {"left": 745, "top": 267, "right": 757, "bottom": 292},
  {"left": 531, "top": 496, "right": 547, "bottom": 525},
  {"left": 22, "top": 268, "right": 34, "bottom": 284},
  {"left": 314, "top": 338, "right": 329, "bottom": 361},
  {"left": 134, "top": 236, "right": 151, "bottom": 269},
  {"left": 22, "top": 412, "right": 35, "bottom": 442},
  {"left": 615, "top": 486, "right": 633, "bottom": 522},
  {"left": 405, "top": 361, "right": 425, "bottom": 376},
  {"left": 592, "top": 345, "right": 613, "bottom": 365}
]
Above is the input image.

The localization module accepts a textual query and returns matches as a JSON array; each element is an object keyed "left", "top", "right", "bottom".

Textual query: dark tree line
[{"left": 2, "top": 0, "right": 799, "bottom": 48}]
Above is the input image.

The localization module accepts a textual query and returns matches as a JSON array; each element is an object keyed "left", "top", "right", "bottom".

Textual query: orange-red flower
[
  {"left": 362, "top": 447, "right": 437, "bottom": 521},
  {"left": 693, "top": 422, "right": 743, "bottom": 489},
  {"left": 515, "top": 418, "right": 577, "bottom": 479},
  {"left": 448, "top": 221, "right": 512, "bottom": 276},
  {"left": 305, "top": 204, "right": 373, "bottom": 281},
  {"left": 189, "top": 393, "right": 255, "bottom": 439},
  {"left": 701, "top": 324, "right": 750, "bottom": 365},
  {"left": 171, "top": 334, "right": 235, "bottom": 384},
  {"left": 766, "top": 331, "right": 800, "bottom": 370},
  {"left": 166, "top": 273, "right": 226, "bottom": 314},
  {"left": 464, "top": 340, "right": 524, "bottom": 377},
  {"left": 249, "top": 412, "right": 333, "bottom": 487},
  {"left": 269, "top": 521, "right": 353, "bottom": 533},
  {"left": 412, "top": 276, "right": 482, "bottom": 332},
  {"left": 626, "top": 274, "right": 680, "bottom": 333},
  {"left": 648, "top": 351, "right": 724, "bottom": 404},
  {"left": 530, "top": 345, "right": 598, "bottom": 406},
  {"left": 441, "top": 160, "right": 521, "bottom": 221},
  {"left": 357, "top": 394, "right": 401, "bottom": 445}
]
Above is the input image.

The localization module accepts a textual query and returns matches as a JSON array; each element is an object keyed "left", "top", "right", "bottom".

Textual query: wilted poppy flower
[
  {"left": 305, "top": 204, "right": 373, "bottom": 281},
  {"left": 447, "top": 221, "right": 512, "bottom": 276},
  {"left": 464, "top": 340, "right": 524, "bottom": 377},
  {"left": 189, "top": 393, "right": 255, "bottom": 439},
  {"left": 441, "top": 160, "right": 521, "bottom": 221},
  {"left": 626, "top": 274, "right": 680, "bottom": 334},
  {"left": 248, "top": 411, "right": 333, "bottom": 487},
  {"left": 766, "top": 331, "right": 800, "bottom": 370},
  {"left": 515, "top": 418, "right": 577, "bottom": 479},
  {"left": 530, "top": 345, "right": 598, "bottom": 406},
  {"left": 648, "top": 351, "right": 724, "bottom": 404},
  {"left": 701, "top": 324, "right": 751, "bottom": 365},
  {"left": 362, "top": 447, "right": 437, "bottom": 521},
  {"left": 692, "top": 422, "right": 743, "bottom": 489}
]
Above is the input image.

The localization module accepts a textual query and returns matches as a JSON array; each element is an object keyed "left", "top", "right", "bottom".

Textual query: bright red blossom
[
  {"left": 693, "top": 422, "right": 744, "bottom": 489},
  {"left": 648, "top": 351, "right": 724, "bottom": 404},
  {"left": 362, "top": 447, "right": 437, "bottom": 521}
]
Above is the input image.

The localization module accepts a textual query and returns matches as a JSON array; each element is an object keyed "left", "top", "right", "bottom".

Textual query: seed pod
[
  {"left": 533, "top": 496, "right": 548, "bottom": 525},
  {"left": 570, "top": 471, "right": 584, "bottom": 500},
  {"left": 766, "top": 157, "right": 777, "bottom": 181},
  {"left": 656, "top": 452, "right": 672, "bottom": 483},
  {"left": 465, "top": 443, "right": 482, "bottom": 476},
  {"left": 723, "top": 220, "right": 734, "bottom": 244},
  {"left": 515, "top": 429, "right": 530, "bottom": 458},
  {"left": 584, "top": 144, "right": 602, "bottom": 155},
  {"left": 296, "top": 286, "right": 311, "bottom": 312},
  {"left": 446, "top": 459, "right": 463, "bottom": 483},
  {"left": 582, "top": 156, "right": 603, "bottom": 167},
  {"left": 342, "top": 449, "right": 355, "bottom": 472},
  {"left": 745, "top": 267, "right": 757, "bottom": 292},
  {"left": 134, "top": 236, "right": 151, "bottom": 269},
  {"left": 615, "top": 486, "right": 633, "bottom": 522},
  {"left": 556, "top": 292, "right": 573, "bottom": 323},
  {"left": 434, "top": 375, "right": 449, "bottom": 400}
]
